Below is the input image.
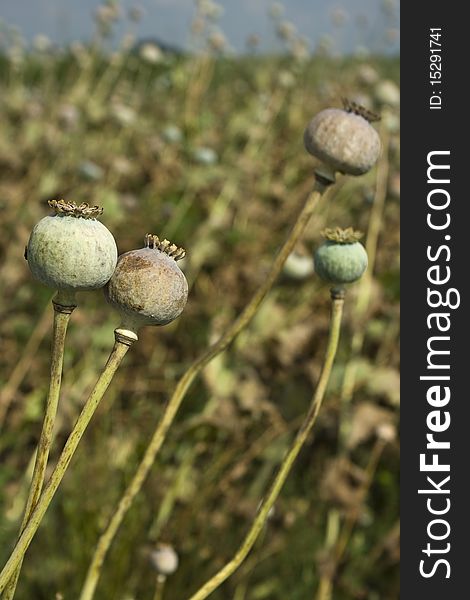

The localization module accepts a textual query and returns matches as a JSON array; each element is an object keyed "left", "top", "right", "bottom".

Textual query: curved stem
[
  {"left": 3, "top": 298, "right": 76, "bottom": 599},
  {"left": 0, "top": 330, "right": 137, "bottom": 593},
  {"left": 187, "top": 290, "right": 344, "bottom": 600},
  {"left": 79, "top": 178, "right": 330, "bottom": 600}
]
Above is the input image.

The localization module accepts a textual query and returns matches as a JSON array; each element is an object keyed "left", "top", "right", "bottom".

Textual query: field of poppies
[{"left": 0, "top": 7, "right": 399, "bottom": 598}]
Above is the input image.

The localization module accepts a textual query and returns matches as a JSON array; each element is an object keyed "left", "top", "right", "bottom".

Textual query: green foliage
[{"left": 0, "top": 46, "right": 399, "bottom": 600}]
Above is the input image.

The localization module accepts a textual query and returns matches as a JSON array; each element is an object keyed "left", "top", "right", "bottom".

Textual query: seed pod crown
[
  {"left": 321, "top": 227, "right": 364, "bottom": 243},
  {"left": 48, "top": 199, "right": 104, "bottom": 218},
  {"left": 314, "top": 227, "right": 368, "bottom": 285},
  {"left": 144, "top": 233, "right": 186, "bottom": 260}
]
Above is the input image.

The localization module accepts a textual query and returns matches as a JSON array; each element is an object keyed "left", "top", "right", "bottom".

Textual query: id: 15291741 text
[{"left": 429, "top": 28, "right": 443, "bottom": 110}]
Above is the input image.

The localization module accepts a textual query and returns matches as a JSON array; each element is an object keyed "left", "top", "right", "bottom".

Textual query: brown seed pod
[
  {"left": 105, "top": 234, "right": 188, "bottom": 330},
  {"left": 304, "top": 104, "right": 381, "bottom": 176}
]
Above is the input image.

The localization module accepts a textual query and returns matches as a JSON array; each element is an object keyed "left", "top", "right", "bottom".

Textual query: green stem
[
  {"left": 3, "top": 297, "right": 76, "bottom": 599},
  {"left": 79, "top": 178, "right": 331, "bottom": 600},
  {"left": 187, "top": 290, "right": 345, "bottom": 600},
  {"left": 153, "top": 575, "right": 166, "bottom": 600},
  {"left": 0, "top": 329, "right": 137, "bottom": 593}
]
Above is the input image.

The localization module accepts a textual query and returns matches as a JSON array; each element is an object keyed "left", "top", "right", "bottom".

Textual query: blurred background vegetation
[{"left": 0, "top": 1, "right": 399, "bottom": 598}]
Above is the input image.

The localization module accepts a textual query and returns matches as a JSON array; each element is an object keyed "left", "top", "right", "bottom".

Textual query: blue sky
[{"left": 0, "top": 0, "right": 399, "bottom": 54}]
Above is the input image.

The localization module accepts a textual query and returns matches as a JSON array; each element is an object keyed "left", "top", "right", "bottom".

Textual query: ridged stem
[
  {"left": 3, "top": 298, "right": 76, "bottom": 599},
  {"left": 187, "top": 290, "right": 344, "bottom": 600},
  {"left": 0, "top": 330, "right": 136, "bottom": 593},
  {"left": 79, "top": 178, "right": 330, "bottom": 600}
]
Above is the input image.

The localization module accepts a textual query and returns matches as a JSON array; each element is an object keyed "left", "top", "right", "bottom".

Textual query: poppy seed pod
[
  {"left": 304, "top": 100, "right": 381, "bottom": 176},
  {"left": 314, "top": 227, "right": 368, "bottom": 285},
  {"left": 149, "top": 544, "right": 179, "bottom": 576},
  {"left": 105, "top": 234, "right": 188, "bottom": 330},
  {"left": 26, "top": 200, "right": 118, "bottom": 300}
]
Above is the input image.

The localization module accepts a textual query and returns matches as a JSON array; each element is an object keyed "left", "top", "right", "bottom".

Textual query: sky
[{"left": 0, "top": 0, "right": 399, "bottom": 55}]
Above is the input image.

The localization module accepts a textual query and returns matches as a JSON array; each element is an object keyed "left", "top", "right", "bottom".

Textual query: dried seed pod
[
  {"left": 375, "top": 79, "right": 400, "bottom": 107},
  {"left": 283, "top": 250, "right": 314, "bottom": 280},
  {"left": 26, "top": 200, "right": 118, "bottom": 302},
  {"left": 304, "top": 102, "right": 381, "bottom": 176},
  {"left": 105, "top": 234, "right": 188, "bottom": 330},
  {"left": 149, "top": 544, "right": 179, "bottom": 576},
  {"left": 314, "top": 227, "right": 368, "bottom": 284}
]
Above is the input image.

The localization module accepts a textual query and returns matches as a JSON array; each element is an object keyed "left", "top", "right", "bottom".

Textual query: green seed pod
[
  {"left": 26, "top": 200, "right": 118, "bottom": 301},
  {"left": 304, "top": 100, "right": 381, "bottom": 176},
  {"left": 314, "top": 227, "right": 368, "bottom": 285},
  {"left": 105, "top": 234, "right": 188, "bottom": 330}
]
